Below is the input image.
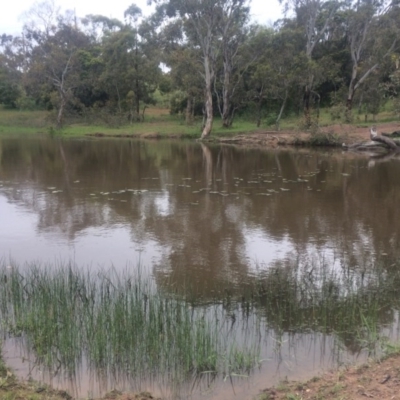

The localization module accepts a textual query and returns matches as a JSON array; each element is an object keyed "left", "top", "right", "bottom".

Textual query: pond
[{"left": 1, "top": 135, "right": 400, "bottom": 399}]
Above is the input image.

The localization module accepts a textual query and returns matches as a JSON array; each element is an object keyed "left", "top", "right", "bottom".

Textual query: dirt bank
[
  {"left": 216, "top": 122, "right": 400, "bottom": 148},
  {"left": 257, "top": 351, "right": 400, "bottom": 400}
]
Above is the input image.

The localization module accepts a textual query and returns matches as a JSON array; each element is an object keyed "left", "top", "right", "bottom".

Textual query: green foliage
[
  {"left": 0, "top": 0, "right": 399, "bottom": 132},
  {"left": 0, "top": 67, "right": 20, "bottom": 108}
]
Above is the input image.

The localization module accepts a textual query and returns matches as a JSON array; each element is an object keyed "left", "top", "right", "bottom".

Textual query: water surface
[{"left": 1, "top": 135, "right": 400, "bottom": 398}]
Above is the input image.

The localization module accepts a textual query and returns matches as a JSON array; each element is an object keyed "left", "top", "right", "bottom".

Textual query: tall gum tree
[
  {"left": 99, "top": 5, "right": 161, "bottom": 121},
  {"left": 280, "top": 0, "right": 339, "bottom": 127},
  {"left": 160, "top": 0, "right": 220, "bottom": 138},
  {"left": 25, "top": 14, "right": 91, "bottom": 127},
  {"left": 155, "top": 0, "right": 250, "bottom": 137},
  {"left": 344, "top": 0, "right": 399, "bottom": 120},
  {"left": 215, "top": 0, "right": 250, "bottom": 128}
]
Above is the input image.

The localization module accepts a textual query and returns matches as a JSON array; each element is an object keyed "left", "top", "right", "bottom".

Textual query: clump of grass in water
[
  {"left": 0, "top": 263, "right": 260, "bottom": 381},
  {"left": 238, "top": 254, "right": 400, "bottom": 356}
]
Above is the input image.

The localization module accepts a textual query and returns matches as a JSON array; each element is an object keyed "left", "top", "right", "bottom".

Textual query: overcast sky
[{"left": 1, "top": 0, "right": 283, "bottom": 36}]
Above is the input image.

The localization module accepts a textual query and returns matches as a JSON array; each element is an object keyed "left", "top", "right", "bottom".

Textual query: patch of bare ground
[
  {"left": 257, "top": 352, "right": 400, "bottom": 400},
  {"left": 218, "top": 122, "right": 400, "bottom": 148}
]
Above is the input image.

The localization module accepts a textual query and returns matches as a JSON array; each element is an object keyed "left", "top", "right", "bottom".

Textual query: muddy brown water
[{"left": 1, "top": 135, "right": 400, "bottom": 399}]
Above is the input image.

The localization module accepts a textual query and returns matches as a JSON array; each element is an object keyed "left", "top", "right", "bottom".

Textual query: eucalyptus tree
[
  {"left": 155, "top": 0, "right": 251, "bottom": 137},
  {"left": 168, "top": 45, "right": 204, "bottom": 124},
  {"left": 242, "top": 26, "right": 275, "bottom": 127},
  {"left": 0, "top": 35, "right": 22, "bottom": 107},
  {"left": 25, "top": 12, "right": 93, "bottom": 126},
  {"left": 249, "top": 26, "right": 307, "bottom": 129},
  {"left": 280, "top": 0, "right": 340, "bottom": 127},
  {"left": 160, "top": 18, "right": 208, "bottom": 124},
  {"left": 343, "top": 0, "right": 399, "bottom": 120},
  {"left": 214, "top": 0, "right": 251, "bottom": 127},
  {"left": 99, "top": 4, "right": 162, "bottom": 122},
  {"left": 81, "top": 14, "right": 124, "bottom": 42},
  {"left": 0, "top": 61, "right": 20, "bottom": 107}
]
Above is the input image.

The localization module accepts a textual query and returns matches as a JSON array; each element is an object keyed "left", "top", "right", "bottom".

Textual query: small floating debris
[
  {"left": 52, "top": 190, "right": 63, "bottom": 193},
  {"left": 342, "top": 173, "right": 350, "bottom": 176},
  {"left": 280, "top": 188, "right": 290, "bottom": 191},
  {"left": 47, "top": 187, "right": 56, "bottom": 190},
  {"left": 73, "top": 180, "right": 80, "bottom": 183},
  {"left": 120, "top": 200, "right": 128, "bottom": 202},
  {"left": 256, "top": 193, "right": 271, "bottom": 196}
]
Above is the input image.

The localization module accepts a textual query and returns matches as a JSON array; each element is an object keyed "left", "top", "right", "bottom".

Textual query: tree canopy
[{"left": 0, "top": 0, "right": 399, "bottom": 134}]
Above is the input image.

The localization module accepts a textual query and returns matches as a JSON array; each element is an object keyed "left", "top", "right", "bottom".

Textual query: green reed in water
[
  {"left": 0, "top": 264, "right": 260, "bottom": 379},
  {"left": 236, "top": 255, "right": 400, "bottom": 355}
]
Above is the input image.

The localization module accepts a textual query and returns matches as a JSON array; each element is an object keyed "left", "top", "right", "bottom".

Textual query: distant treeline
[{"left": 0, "top": 0, "right": 399, "bottom": 135}]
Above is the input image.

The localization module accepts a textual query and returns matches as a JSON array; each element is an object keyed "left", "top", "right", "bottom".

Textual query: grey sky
[{"left": 1, "top": 0, "right": 283, "bottom": 36}]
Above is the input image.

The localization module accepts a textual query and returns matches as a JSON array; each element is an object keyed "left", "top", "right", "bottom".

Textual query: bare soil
[
  {"left": 258, "top": 352, "right": 400, "bottom": 400},
  {"left": 216, "top": 122, "right": 400, "bottom": 148}
]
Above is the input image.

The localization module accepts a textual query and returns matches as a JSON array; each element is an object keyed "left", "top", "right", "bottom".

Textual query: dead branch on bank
[{"left": 343, "top": 126, "right": 400, "bottom": 153}]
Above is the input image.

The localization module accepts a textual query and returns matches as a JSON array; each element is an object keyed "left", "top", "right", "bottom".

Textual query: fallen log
[
  {"left": 382, "top": 130, "right": 400, "bottom": 137},
  {"left": 371, "top": 135, "right": 399, "bottom": 151},
  {"left": 343, "top": 142, "right": 389, "bottom": 153},
  {"left": 343, "top": 127, "right": 400, "bottom": 153}
]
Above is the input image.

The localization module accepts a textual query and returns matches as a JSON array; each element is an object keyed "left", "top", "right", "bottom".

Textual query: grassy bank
[
  {"left": 0, "top": 107, "right": 263, "bottom": 138},
  {"left": 1, "top": 104, "right": 398, "bottom": 139}
]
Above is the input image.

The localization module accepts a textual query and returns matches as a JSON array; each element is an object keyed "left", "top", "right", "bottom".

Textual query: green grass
[
  {"left": 2, "top": 102, "right": 398, "bottom": 139},
  {"left": 0, "top": 106, "right": 265, "bottom": 138}
]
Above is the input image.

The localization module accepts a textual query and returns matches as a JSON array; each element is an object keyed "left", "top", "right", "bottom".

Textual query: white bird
[{"left": 370, "top": 126, "right": 378, "bottom": 139}]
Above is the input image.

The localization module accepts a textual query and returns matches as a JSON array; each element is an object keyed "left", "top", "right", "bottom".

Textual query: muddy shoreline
[{"left": 85, "top": 122, "right": 400, "bottom": 149}]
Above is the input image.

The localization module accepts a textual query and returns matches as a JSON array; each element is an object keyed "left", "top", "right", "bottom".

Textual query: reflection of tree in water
[{"left": 1, "top": 137, "right": 400, "bottom": 294}]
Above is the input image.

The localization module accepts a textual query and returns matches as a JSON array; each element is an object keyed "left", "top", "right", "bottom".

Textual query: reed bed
[
  {"left": 1, "top": 255, "right": 400, "bottom": 385},
  {"left": 0, "top": 264, "right": 260, "bottom": 380},
  {"left": 237, "top": 255, "right": 400, "bottom": 354}
]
